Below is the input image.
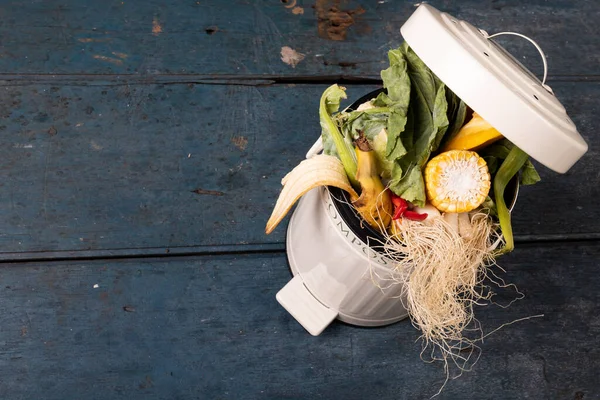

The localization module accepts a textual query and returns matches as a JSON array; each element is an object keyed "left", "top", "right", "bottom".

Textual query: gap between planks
[
  {"left": 0, "top": 74, "right": 599, "bottom": 87},
  {"left": 0, "top": 234, "right": 599, "bottom": 264}
]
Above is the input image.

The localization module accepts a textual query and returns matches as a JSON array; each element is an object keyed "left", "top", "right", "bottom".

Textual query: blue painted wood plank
[
  {"left": 0, "top": 81, "right": 598, "bottom": 258},
  {"left": 0, "top": 0, "right": 598, "bottom": 78},
  {"left": 0, "top": 242, "right": 598, "bottom": 399}
]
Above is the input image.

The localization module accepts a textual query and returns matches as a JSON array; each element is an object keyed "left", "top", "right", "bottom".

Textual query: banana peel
[
  {"left": 443, "top": 112, "right": 504, "bottom": 152},
  {"left": 352, "top": 136, "right": 393, "bottom": 231},
  {"left": 265, "top": 154, "right": 358, "bottom": 235}
]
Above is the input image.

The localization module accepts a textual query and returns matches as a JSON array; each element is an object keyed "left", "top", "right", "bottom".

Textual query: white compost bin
[{"left": 276, "top": 4, "right": 588, "bottom": 336}]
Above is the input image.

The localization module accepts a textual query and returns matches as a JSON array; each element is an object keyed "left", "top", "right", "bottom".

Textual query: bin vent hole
[
  {"left": 533, "top": 94, "right": 539, "bottom": 100},
  {"left": 483, "top": 52, "right": 489, "bottom": 57}
]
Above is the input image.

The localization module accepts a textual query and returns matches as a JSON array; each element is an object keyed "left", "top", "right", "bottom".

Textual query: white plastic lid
[{"left": 401, "top": 4, "right": 588, "bottom": 173}]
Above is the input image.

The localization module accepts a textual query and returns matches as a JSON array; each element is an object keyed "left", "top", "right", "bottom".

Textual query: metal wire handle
[{"left": 487, "top": 31, "right": 553, "bottom": 93}]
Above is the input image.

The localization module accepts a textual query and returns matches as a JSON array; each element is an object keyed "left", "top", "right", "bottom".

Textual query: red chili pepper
[
  {"left": 403, "top": 210, "right": 428, "bottom": 221},
  {"left": 391, "top": 195, "right": 408, "bottom": 220}
]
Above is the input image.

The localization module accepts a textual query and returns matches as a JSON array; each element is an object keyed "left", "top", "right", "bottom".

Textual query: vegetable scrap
[
  {"left": 265, "top": 154, "right": 358, "bottom": 235},
  {"left": 265, "top": 43, "right": 542, "bottom": 385},
  {"left": 351, "top": 133, "right": 393, "bottom": 229},
  {"left": 390, "top": 194, "right": 427, "bottom": 221},
  {"left": 442, "top": 112, "right": 503, "bottom": 151},
  {"left": 424, "top": 150, "right": 491, "bottom": 213},
  {"left": 402, "top": 209, "right": 428, "bottom": 221},
  {"left": 391, "top": 194, "right": 408, "bottom": 220}
]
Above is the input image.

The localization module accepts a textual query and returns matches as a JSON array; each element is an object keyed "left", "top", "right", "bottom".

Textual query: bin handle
[
  {"left": 486, "top": 31, "right": 553, "bottom": 94},
  {"left": 306, "top": 137, "right": 324, "bottom": 159},
  {"left": 276, "top": 275, "right": 338, "bottom": 336}
]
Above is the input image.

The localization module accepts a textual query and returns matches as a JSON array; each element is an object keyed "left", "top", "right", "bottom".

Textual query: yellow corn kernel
[
  {"left": 425, "top": 150, "right": 490, "bottom": 213},
  {"left": 443, "top": 113, "right": 503, "bottom": 151}
]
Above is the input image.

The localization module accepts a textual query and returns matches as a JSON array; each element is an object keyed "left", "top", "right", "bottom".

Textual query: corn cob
[{"left": 424, "top": 150, "right": 490, "bottom": 213}]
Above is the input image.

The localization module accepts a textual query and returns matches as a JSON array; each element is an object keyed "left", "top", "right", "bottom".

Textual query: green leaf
[
  {"left": 380, "top": 48, "right": 411, "bottom": 157},
  {"left": 323, "top": 84, "right": 346, "bottom": 115},
  {"left": 319, "top": 84, "right": 359, "bottom": 188},
  {"left": 389, "top": 164, "right": 426, "bottom": 206},
  {"left": 402, "top": 43, "right": 437, "bottom": 113},
  {"left": 480, "top": 196, "right": 498, "bottom": 217},
  {"left": 494, "top": 146, "right": 529, "bottom": 254},
  {"left": 479, "top": 143, "right": 511, "bottom": 160},
  {"left": 483, "top": 156, "right": 499, "bottom": 175},
  {"left": 480, "top": 139, "right": 542, "bottom": 187},
  {"left": 337, "top": 45, "right": 412, "bottom": 181},
  {"left": 441, "top": 87, "right": 468, "bottom": 147},
  {"left": 337, "top": 109, "right": 396, "bottom": 179},
  {"left": 520, "top": 160, "right": 541, "bottom": 185},
  {"left": 386, "top": 45, "right": 451, "bottom": 206},
  {"left": 386, "top": 111, "right": 409, "bottom": 159},
  {"left": 431, "top": 84, "right": 450, "bottom": 153},
  {"left": 381, "top": 51, "right": 411, "bottom": 107}
]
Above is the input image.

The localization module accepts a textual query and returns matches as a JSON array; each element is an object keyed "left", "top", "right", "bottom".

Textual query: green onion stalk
[{"left": 494, "top": 145, "right": 529, "bottom": 254}]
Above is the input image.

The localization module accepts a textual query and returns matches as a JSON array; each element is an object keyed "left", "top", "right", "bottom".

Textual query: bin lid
[{"left": 400, "top": 4, "right": 588, "bottom": 173}]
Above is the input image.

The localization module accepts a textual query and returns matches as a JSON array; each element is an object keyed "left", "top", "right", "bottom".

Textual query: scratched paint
[
  {"left": 280, "top": 46, "right": 305, "bottom": 68},
  {"left": 315, "top": 0, "right": 366, "bottom": 41},
  {"left": 92, "top": 55, "right": 123, "bottom": 65},
  {"left": 0, "top": 83, "right": 593, "bottom": 256},
  {"left": 90, "top": 141, "right": 103, "bottom": 151},
  {"left": 192, "top": 188, "right": 225, "bottom": 196},
  {"left": 231, "top": 136, "right": 248, "bottom": 151},
  {"left": 111, "top": 51, "right": 129, "bottom": 59},
  {"left": 0, "top": 2, "right": 596, "bottom": 77},
  {"left": 152, "top": 17, "right": 163, "bottom": 35},
  {"left": 77, "top": 37, "right": 112, "bottom": 43}
]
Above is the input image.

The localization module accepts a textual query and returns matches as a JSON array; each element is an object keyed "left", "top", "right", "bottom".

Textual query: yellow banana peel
[
  {"left": 265, "top": 154, "right": 358, "bottom": 235},
  {"left": 443, "top": 112, "right": 504, "bottom": 152},
  {"left": 352, "top": 137, "right": 393, "bottom": 231}
]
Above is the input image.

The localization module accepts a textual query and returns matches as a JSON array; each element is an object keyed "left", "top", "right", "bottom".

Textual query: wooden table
[{"left": 0, "top": 1, "right": 598, "bottom": 399}]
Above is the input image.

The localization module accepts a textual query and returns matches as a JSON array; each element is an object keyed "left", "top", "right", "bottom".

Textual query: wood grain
[
  {"left": 0, "top": 81, "right": 597, "bottom": 258},
  {"left": 0, "top": 0, "right": 598, "bottom": 78},
  {"left": 0, "top": 242, "right": 597, "bottom": 399},
  {"left": 1, "top": 2, "right": 598, "bottom": 400}
]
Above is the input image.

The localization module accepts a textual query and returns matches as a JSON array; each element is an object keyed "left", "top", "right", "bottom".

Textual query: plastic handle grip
[{"left": 276, "top": 275, "right": 338, "bottom": 336}]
